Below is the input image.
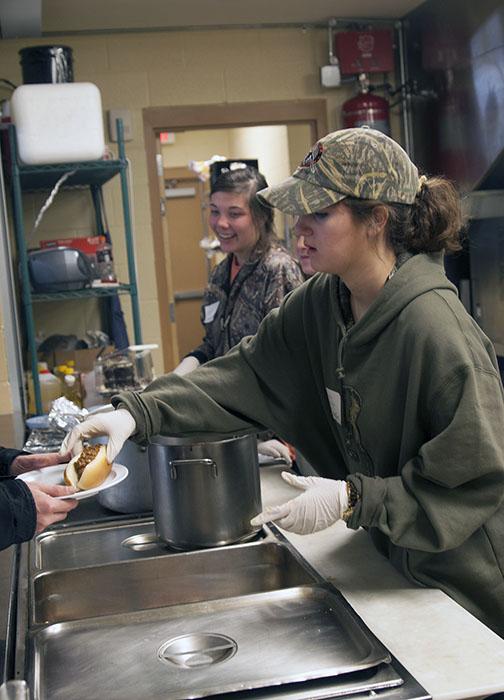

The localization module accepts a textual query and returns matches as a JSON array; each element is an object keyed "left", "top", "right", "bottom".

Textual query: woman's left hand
[
  {"left": 251, "top": 471, "right": 348, "bottom": 534},
  {"left": 10, "top": 451, "right": 70, "bottom": 477}
]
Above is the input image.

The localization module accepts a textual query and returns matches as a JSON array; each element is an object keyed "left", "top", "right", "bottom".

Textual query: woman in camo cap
[{"left": 63, "top": 127, "right": 504, "bottom": 637}]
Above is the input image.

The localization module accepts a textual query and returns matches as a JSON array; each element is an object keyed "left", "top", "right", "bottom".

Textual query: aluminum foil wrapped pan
[
  {"left": 23, "top": 398, "right": 89, "bottom": 452},
  {"left": 48, "top": 397, "right": 88, "bottom": 432},
  {"left": 23, "top": 428, "right": 66, "bottom": 453}
]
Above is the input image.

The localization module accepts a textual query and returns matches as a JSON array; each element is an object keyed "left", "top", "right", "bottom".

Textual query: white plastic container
[
  {"left": 11, "top": 82, "right": 105, "bottom": 165},
  {"left": 27, "top": 363, "right": 62, "bottom": 414}
]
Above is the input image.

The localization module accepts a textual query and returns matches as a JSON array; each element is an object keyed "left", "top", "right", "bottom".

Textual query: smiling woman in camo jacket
[{"left": 172, "top": 166, "right": 304, "bottom": 376}]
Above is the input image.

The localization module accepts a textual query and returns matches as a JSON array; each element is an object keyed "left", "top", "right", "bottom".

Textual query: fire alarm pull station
[{"left": 335, "top": 29, "right": 394, "bottom": 75}]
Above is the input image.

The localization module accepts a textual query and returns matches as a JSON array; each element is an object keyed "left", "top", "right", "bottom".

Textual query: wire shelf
[
  {"left": 16, "top": 160, "right": 126, "bottom": 191},
  {"left": 31, "top": 284, "right": 133, "bottom": 302}
]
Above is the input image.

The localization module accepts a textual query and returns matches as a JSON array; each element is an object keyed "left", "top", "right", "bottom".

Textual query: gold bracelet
[{"left": 342, "top": 480, "right": 360, "bottom": 522}]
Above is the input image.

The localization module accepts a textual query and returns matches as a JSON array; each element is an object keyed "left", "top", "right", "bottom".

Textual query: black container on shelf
[
  {"left": 209, "top": 159, "right": 259, "bottom": 188},
  {"left": 19, "top": 45, "right": 74, "bottom": 84}
]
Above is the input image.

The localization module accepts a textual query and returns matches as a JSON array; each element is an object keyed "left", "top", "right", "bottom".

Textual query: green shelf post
[
  {"left": 116, "top": 118, "right": 142, "bottom": 345},
  {"left": 6, "top": 121, "right": 143, "bottom": 418},
  {"left": 8, "top": 126, "right": 43, "bottom": 414},
  {"left": 90, "top": 184, "right": 103, "bottom": 236}
]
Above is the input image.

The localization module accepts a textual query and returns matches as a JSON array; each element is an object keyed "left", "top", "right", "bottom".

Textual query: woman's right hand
[
  {"left": 27, "top": 483, "right": 78, "bottom": 533},
  {"left": 60, "top": 408, "right": 137, "bottom": 463}
]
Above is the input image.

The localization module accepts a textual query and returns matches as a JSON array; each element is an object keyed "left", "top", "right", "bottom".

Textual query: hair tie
[{"left": 417, "top": 175, "right": 428, "bottom": 193}]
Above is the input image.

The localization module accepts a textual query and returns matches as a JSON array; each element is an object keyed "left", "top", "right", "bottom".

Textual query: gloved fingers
[
  {"left": 280, "top": 471, "right": 319, "bottom": 491},
  {"left": 106, "top": 438, "right": 123, "bottom": 464},
  {"left": 259, "top": 495, "right": 312, "bottom": 534},
  {"left": 257, "top": 440, "right": 292, "bottom": 465},
  {"left": 60, "top": 428, "right": 84, "bottom": 457},
  {"left": 250, "top": 502, "right": 291, "bottom": 527},
  {"left": 257, "top": 441, "right": 281, "bottom": 458},
  {"left": 60, "top": 417, "right": 106, "bottom": 456},
  {"left": 281, "top": 471, "right": 329, "bottom": 490}
]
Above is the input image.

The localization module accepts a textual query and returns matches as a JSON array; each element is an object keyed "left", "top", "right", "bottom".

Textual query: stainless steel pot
[
  {"left": 97, "top": 439, "right": 152, "bottom": 513},
  {"left": 148, "top": 432, "right": 262, "bottom": 549}
]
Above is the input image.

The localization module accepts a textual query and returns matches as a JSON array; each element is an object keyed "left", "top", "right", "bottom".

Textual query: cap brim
[{"left": 257, "top": 175, "right": 346, "bottom": 215}]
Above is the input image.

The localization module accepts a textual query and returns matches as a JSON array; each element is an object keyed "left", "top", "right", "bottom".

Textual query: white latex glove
[
  {"left": 173, "top": 356, "right": 200, "bottom": 376},
  {"left": 257, "top": 439, "right": 292, "bottom": 465},
  {"left": 251, "top": 471, "right": 349, "bottom": 535},
  {"left": 60, "top": 408, "right": 137, "bottom": 463}
]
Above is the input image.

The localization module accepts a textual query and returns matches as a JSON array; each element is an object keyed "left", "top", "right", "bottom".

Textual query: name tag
[
  {"left": 203, "top": 301, "right": 220, "bottom": 323},
  {"left": 326, "top": 388, "right": 342, "bottom": 424}
]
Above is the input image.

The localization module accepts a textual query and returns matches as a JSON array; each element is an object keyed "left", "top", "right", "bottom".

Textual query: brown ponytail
[
  {"left": 406, "top": 176, "right": 464, "bottom": 253},
  {"left": 344, "top": 176, "right": 465, "bottom": 255}
]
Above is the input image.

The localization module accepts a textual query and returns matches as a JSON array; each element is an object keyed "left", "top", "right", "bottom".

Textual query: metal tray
[
  {"left": 30, "top": 517, "right": 267, "bottom": 572},
  {"left": 26, "top": 584, "right": 391, "bottom": 700},
  {"left": 30, "top": 539, "right": 317, "bottom": 625}
]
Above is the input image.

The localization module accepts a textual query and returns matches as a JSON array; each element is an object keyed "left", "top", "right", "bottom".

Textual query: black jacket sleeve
[
  {"left": 0, "top": 446, "right": 24, "bottom": 475},
  {"left": 0, "top": 447, "right": 37, "bottom": 551},
  {"left": 0, "top": 478, "right": 36, "bottom": 551}
]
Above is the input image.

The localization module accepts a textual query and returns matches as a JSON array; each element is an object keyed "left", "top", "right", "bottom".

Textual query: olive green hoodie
[{"left": 115, "top": 253, "right": 504, "bottom": 637}]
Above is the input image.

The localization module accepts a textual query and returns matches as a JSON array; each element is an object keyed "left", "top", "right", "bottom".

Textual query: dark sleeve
[
  {"left": 186, "top": 349, "right": 208, "bottom": 365},
  {"left": 0, "top": 479, "right": 36, "bottom": 551},
  {"left": 0, "top": 447, "right": 24, "bottom": 476},
  {"left": 186, "top": 262, "right": 229, "bottom": 364}
]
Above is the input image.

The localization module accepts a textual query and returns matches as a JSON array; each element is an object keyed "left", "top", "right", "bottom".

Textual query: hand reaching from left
[
  {"left": 10, "top": 451, "right": 70, "bottom": 477},
  {"left": 26, "top": 483, "right": 78, "bottom": 533},
  {"left": 251, "top": 471, "right": 348, "bottom": 534}
]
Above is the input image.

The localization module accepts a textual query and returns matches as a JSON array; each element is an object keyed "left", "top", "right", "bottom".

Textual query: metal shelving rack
[{"left": 6, "top": 119, "right": 142, "bottom": 415}]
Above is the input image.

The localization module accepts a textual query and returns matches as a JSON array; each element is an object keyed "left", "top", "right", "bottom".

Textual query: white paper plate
[{"left": 17, "top": 463, "right": 128, "bottom": 500}]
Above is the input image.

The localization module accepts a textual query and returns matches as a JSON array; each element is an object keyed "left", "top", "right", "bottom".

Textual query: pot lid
[{"left": 149, "top": 430, "right": 255, "bottom": 446}]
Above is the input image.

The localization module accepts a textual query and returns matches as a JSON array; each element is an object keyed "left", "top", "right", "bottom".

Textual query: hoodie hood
[{"left": 329, "top": 252, "right": 457, "bottom": 348}]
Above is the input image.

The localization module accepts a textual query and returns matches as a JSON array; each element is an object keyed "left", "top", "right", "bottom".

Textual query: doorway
[{"left": 143, "top": 99, "right": 328, "bottom": 372}]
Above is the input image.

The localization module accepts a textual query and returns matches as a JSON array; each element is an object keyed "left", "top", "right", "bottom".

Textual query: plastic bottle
[
  {"left": 63, "top": 368, "right": 84, "bottom": 408},
  {"left": 27, "top": 362, "right": 62, "bottom": 414},
  {"left": 53, "top": 364, "right": 67, "bottom": 391},
  {"left": 96, "top": 243, "right": 117, "bottom": 283}
]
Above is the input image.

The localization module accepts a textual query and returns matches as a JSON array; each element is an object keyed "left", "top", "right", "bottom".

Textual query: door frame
[{"left": 143, "top": 99, "right": 328, "bottom": 371}]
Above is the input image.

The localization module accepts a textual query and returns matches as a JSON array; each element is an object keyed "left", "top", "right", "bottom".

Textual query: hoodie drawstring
[{"left": 336, "top": 328, "right": 347, "bottom": 379}]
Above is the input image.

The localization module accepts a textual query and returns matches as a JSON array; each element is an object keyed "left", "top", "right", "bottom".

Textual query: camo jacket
[{"left": 188, "top": 247, "right": 304, "bottom": 363}]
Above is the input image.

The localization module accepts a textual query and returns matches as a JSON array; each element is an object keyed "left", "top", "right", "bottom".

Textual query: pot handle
[{"left": 169, "top": 458, "right": 217, "bottom": 480}]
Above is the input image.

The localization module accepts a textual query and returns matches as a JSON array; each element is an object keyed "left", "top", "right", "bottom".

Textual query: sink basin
[{"left": 31, "top": 540, "right": 317, "bottom": 625}]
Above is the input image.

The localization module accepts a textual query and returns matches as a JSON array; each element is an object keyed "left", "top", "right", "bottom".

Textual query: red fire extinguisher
[{"left": 342, "top": 74, "right": 390, "bottom": 135}]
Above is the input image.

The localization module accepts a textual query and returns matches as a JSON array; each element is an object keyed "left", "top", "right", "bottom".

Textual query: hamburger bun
[{"left": 64, "top": 444, "right": 112, "bottom": 490}]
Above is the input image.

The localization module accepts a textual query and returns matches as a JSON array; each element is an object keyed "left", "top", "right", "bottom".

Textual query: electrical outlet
[{"left": 108, "top": 109, "right": 133, "bottom": 141}]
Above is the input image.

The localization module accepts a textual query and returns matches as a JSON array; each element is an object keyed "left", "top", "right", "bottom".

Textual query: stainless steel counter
[
  {"left": 3, "top": 478, "right": 429, "bottom": 699},
  {"left": 3, "top": 466, "right": 504, "bottom": 699},
  {"left": 0, "top": 548, "right": 14, "bottom": 676}
]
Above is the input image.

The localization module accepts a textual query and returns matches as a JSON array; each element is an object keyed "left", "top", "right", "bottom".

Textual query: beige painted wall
[
  {"left": 161, "top": 129, "right": 232, "bottom": 168},
  {"left": 0, "top": 27, "right": 399, "bottom": 377},
  {"left": 0, "top": 304, "right": 17, "bottom": 446}
]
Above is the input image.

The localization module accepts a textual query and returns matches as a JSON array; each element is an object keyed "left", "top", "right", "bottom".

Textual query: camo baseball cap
[{"left": 257, "top": 127, "right": 420, "bottom": 215}]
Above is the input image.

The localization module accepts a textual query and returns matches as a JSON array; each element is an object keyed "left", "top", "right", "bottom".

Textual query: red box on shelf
[
  {"left": 40, "top": 235, "right": 106, "bottom": 255},
  {"left": 335, "top": 29, "right": 394, "bottom": 74}
]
